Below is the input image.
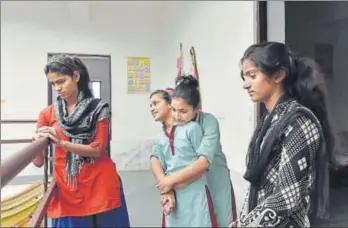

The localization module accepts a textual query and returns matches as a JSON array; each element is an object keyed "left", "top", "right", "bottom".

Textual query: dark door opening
[
  {"left": 257, "top": 1, "right": 348, "bottom": 226},
  {"left": 285, "top": 2, "right": 348, "bottom": 226},
  {"left": 285, "top": 2, "right": 348, "bottom": 176},
  {"left": 256, "top": 1, "right": 268, "bottom": 123}
]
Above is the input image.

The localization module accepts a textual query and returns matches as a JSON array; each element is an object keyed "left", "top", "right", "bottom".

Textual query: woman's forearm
[
  {"left": 32, "top": 152, "right": 45, "bottom": 167},
  {"left": 61, "top": 140, "right": 100, "bottom": 157},
  {"left": 174, "top": 172, "right": 203, "bottom": 188},
  {"left": 150, "top": 157, "right": 166, "bottom": 182},
  {"left": 172, "top": 156, "right": 210, "bottom": 188}
]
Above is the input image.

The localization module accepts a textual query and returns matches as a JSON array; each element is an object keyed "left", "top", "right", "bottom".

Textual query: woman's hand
[
  {"left": 161, "top": 190, "right": 176, "bottom": 215},
  {"left": 230, "top": 219, "right": 240, "bottom": 228},
  {"left": 32, "top": 131, "right": 42, "bottom": 142},
  {"left": 36, "top": 126, "right": 63, "bottom": 146},
  {"left": 31, "top": 129, "right": 46, "bottom": 168},
  {"left": 157, "top": 176, "right": 176, "bottom": 194}
]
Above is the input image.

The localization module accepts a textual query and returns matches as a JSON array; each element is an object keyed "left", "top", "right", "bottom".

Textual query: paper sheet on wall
[{"left": 127, "top": 57, "right": 151, "bottom": 93}]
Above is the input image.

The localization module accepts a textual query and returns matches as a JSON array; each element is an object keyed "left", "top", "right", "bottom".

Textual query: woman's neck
[
  {"left": 66, "top": 98, "right": 77, "bottom": 106},
  {"left": 265, "top": 90, "right": 284, "bottom": 113},
  {"left": 65, "top": 90, "right": 79, "bottom": 106},
  {"left": 64, "top": 93, "right": 79, "bottom": 114},
  {"left": 163, "top": 116, "right": 173, "bottom": 129}
]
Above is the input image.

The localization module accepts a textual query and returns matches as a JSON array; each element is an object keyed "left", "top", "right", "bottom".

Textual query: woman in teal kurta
[
  {"left": 149, "top": 89, "right": 217, "bottom": 227},
  {"left": 150, "top": 77, "right": 236, "bottom": 227},
  {"left": 152, "top": 121, "right": 217, "bottom": 227},
  {"left": 193, "top": 111, "right": 235, "bottom": 227}
]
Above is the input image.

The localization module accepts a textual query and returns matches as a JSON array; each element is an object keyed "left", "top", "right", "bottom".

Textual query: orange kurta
[{"left": 37, "top": 105, "right": 121, "bottom": 218}]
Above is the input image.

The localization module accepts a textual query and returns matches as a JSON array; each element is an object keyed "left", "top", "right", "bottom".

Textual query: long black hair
[
  {"left": 44, "top": 54, "right": 93, "bottom": 98},
  {"left": 241, "top": 41, "right": 334, "bottom": 159}
]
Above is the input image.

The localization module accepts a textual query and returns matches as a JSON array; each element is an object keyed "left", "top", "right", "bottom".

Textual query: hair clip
[{"left": 165, "top": 88, "right": 174, "bottom": 96}]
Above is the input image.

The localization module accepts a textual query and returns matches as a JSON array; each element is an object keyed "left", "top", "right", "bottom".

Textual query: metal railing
[
  {"left": 29, "top": 179, "right": 57, "bottom": 227},
  {"left": 1, "top": 137, "right": 57, "bottom": 227}
]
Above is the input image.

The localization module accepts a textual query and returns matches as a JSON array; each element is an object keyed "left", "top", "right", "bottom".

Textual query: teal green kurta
[
  {"left": 152, "top": 121, "right": 216, "bottom": 227},
  {"left": 195, "top": 112, "right": 235, "bottom": 227}
]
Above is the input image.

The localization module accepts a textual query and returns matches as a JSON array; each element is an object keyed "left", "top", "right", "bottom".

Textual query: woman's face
[
  {"left": 149, "top": 93, "right": 171, "bottom": 121},
  {"left": 241, "top": 58, "right": 281, "bottom": 103},
  {"left": 171, "top": 97, "right": 197, "bottom": 125},
  {"left": 47, "top": 71, "right": 79, "bottom": 100}
]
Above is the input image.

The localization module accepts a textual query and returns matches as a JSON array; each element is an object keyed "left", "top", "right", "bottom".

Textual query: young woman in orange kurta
[{"left": 32, "top": 55, "right": 128, "bottom": 227}]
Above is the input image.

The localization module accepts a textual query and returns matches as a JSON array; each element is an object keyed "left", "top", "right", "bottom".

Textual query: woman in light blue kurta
[
  {"left": 150, "top": 77, "right": 237, "bottom": 227},
  {"left": 153, "top": 122, "right": 217, "bottom": 227},
  {"left": 149, "top": 89, "right": 218, "bottom": 227},
  {"left": 193, "top": 111, "right": 235, "bottom": 227}
]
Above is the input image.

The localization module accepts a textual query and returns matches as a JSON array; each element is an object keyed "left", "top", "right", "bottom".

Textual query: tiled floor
[{"left": 3, "top": 170, "right": 348, "bottom": 227}]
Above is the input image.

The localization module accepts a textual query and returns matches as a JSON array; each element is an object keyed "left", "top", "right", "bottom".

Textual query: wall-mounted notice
[{"left": 127, "top": 57, "right": 151, "bottom": 93}]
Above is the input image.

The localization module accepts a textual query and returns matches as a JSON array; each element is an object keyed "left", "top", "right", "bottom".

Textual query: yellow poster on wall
[{"left": 127, "top": 57, "right": 151, "bottom": 93}]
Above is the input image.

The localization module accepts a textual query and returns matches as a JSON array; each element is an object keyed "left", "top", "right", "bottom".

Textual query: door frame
[
  {"left": 46, "top": 53, "right": 113, "bottom": 174},
  {"left": 255, "top": 1, "right": 268, "bottom": 124}
]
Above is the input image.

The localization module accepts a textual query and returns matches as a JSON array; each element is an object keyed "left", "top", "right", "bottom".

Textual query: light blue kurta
[
  {"left": 152, "top": 121, "right": 215, "bottom": 227},
  {"left": 195, "top": 112, "right": 235, "bottom": 227}
]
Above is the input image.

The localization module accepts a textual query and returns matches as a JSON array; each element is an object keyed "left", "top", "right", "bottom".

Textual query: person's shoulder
[
  {"left": 40, "top": 104, "right": 54, "bottom": 112},
  {"left": 176, "top": 120, "right": 198, "bottom": 129},
  {"left": 183, "top": 121, "right": 202, "bottom": 130},
  {"left": 91, "top": 98, "right": 110, "bottom": 120},
  {"left": 199, "top": 112, "right": 219, "bottom": 125},
  {"left": 287, "top": 101, "right": 320, "bottom": 125},
  {"left": 37, "top": 105, "right": 56, "bottom": 125},
  {"left": 155, "top": 125, "right": 166, "bottom": 138},
  {"left": 38, "top": 105, "right": 55, "bottom": 118},
  {"left": 90, "top": 98, "right": 109, "bottom": 108},
  {"left": 176, "top": 122, "right": 202, "bottom": 139},
  {"left": 283, "top": 102, "right": 322, "bottom": 141},
  {"left": 154, "top": 127, "right": 167, "bottom": 145}
]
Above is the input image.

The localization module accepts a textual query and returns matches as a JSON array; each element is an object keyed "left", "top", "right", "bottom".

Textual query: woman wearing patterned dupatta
[
  {"left": 233, "top": 42, "right": 334, "bottom": 227},
  {"left": 31, "top": 55, "right": 129, "bottom": 227}
]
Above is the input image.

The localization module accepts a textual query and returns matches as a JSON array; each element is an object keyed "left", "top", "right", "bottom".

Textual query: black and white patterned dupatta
[
  {"left": 55, "top": 91, "right": 109, "bottom": 188},
  {"left": 242, "top": 94, "right": 329, "bottom": 226}
]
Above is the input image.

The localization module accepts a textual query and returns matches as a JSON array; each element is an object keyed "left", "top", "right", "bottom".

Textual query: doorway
[
  {"left": 259, "top": 1, "right": 348, "bottom": 226},
  {"left": 285, "top": 2, "right": 348, "bottom": 226}
]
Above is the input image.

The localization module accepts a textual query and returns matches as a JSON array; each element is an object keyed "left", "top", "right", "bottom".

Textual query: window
[{"left": 91, "top": 81, "right": 101, "bottom": 98}]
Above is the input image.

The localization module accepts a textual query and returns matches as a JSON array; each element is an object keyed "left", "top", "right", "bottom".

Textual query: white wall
[
  {"left": 1, "top": 1, "right": 257, "bottom": 178},
  {"left": 163, "top": 1, "right": 256, "bottom": 175},
  {"left": 0, "top": 1, "right": 173, "bottom": 175}
]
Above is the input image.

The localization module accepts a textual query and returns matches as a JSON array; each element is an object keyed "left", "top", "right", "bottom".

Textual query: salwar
[{"left": 51, "top": 207, "right": 125, "bottom": 228}]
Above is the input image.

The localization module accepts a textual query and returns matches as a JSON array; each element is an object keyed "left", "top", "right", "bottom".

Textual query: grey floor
[
  {"left": 6, "top": 171, "right": 348, "bottom": 227},
  {"left": 7, "top": 170, "right": 248, "bottom": 227},
  {"left": 325, "top": 186, "right": 348, "bottom": 227}
]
